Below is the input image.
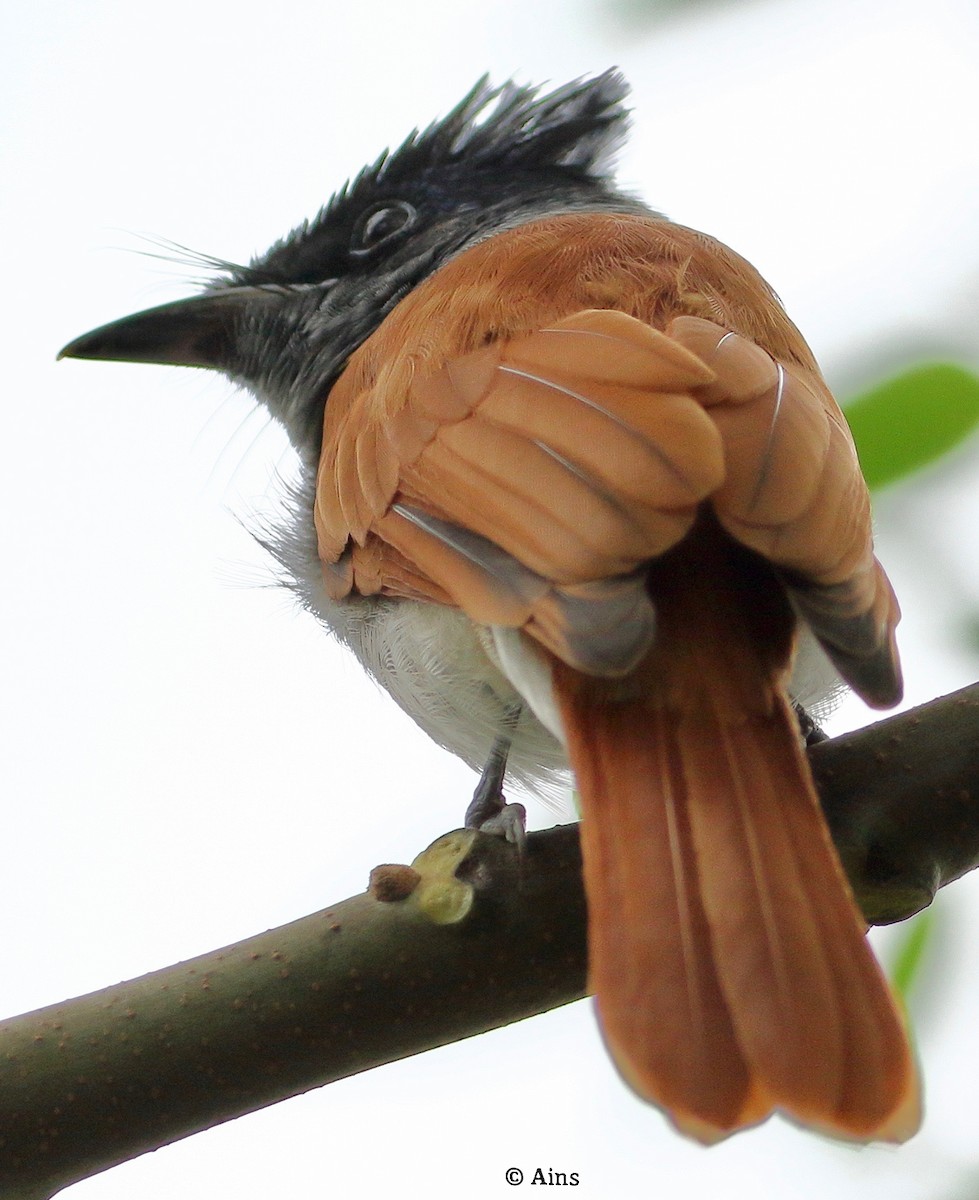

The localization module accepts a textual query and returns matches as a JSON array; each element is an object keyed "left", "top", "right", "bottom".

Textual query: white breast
[
  {"left": 272, "top": 475, "right": 842, "bottom": 801},
  {"left": 317, "top": 592, "right": 570, "bottom": 800}
]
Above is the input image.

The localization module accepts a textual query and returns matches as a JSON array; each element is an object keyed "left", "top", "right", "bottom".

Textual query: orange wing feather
[{"left": 313, "top": 212, "right": 918, "bottom": 1141}]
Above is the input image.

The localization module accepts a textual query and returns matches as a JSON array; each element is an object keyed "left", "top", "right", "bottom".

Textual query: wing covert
[{"left": 314, "top": 308, "right": 900, "bottom": 699}]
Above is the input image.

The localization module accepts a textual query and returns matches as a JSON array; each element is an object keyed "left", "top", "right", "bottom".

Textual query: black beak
[{"left": 58, "top": 287, "right": 276, "bottom": 370}]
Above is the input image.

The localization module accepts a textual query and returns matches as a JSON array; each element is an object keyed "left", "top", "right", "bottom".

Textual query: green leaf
[
  {"left": 888, "top": 907, "right": 936, "bottom": 999},
  {"left": 844, "top": 363, "right": 979, "bottom": 489}
]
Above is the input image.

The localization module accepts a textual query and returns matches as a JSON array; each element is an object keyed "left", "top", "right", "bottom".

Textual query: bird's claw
[
  {"left": 794, "top": 702, "right": 827, "bottom": 746},
  {"left": 472, "top": 799, "right": 527, "bottom": 853},
  {"left": 464, "top": 710, "right": 526, "bottom": 852}
]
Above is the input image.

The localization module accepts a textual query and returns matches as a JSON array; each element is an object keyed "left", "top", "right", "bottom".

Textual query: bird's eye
[{"left": 350, "top": 201, "right": 417, "bottom": 256}]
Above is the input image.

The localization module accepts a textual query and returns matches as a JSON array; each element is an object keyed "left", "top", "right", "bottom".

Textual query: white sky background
[{"left": 4, "top": 0, "right": 979, "bottom": 1196}]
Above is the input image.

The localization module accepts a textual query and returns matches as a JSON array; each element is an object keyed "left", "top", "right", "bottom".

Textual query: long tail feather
[
  {"left": 562, "top": 682, "right": 764, "bottom": 1140},
  {"left": 551, "top": 528, "right": 919, "bottom": 1142},
  {"left": 683, "top": 695, "right": 918, "bottom": 1139}
]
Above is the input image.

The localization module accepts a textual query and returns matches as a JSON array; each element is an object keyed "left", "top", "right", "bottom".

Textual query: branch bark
[
  {"left": 2, "top": 682, "right": 978, "bottom": 1197},
  {"left": 811, "top": 681, "right": 979, "bottom": 922}
]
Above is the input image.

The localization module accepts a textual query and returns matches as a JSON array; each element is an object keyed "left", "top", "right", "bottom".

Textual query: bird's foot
[
  {"left": 464, "top": 716, "right": 526, "bottom": 852},
  {"left": 794, "top": 702, "right": 827, "bottom": 746}
]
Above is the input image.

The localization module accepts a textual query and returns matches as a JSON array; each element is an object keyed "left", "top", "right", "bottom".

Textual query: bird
[{"left": 60, "top": 71, "right": 919, "bottom": 1143}]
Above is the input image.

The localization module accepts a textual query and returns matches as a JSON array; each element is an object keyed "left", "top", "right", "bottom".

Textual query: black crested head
[
  {"left": 232, "top": 70, "right": 634, "bottom": 291},
  {"left": 60, "top": 72, "right": 651, "bottom": 459}
]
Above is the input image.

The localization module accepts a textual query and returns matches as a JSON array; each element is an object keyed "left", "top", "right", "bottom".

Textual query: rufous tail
[{"left": 552, "top": 531, "right": 920, "bottom": 1144}]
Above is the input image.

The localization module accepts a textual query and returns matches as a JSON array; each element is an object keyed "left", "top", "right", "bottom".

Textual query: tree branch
[
  {"left": 2, "top": 682, "right": 978, "bottom": 1197},
  {"left": 811, "top": 681, "right": 979, "bottom": 923}
]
